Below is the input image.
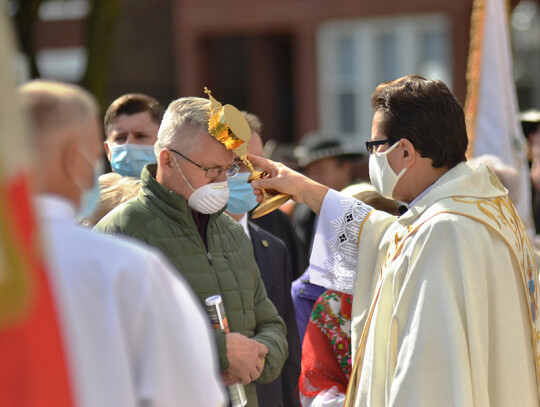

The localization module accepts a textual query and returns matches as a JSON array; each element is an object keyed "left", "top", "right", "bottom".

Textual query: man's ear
[
  {"left": 400, "top": 138, "right": 416, "bottom": 169},
  {"left": 158, "top": 149, "right": 175, "bottom": 177},
  {"left": 104, "top": 140, "right": 111, "bottom": 162},
  {"left": 61, "top": 140, "right": 79, "bottom": 179}
]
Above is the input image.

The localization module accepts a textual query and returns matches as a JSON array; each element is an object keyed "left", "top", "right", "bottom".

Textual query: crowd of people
[{"left": 10, "top": 72, "right": 540, "bottom": 407}]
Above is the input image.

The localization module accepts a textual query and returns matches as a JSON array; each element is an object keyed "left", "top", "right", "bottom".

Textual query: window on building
[
  {"left": 34, "top": 0, "right": 89, "bottom": 83},
  {"left": 37, "top": 47, "right": 87, "bottom": 82},
  {"left": 511, "top": 0, "right": 540, "bottom": 111},
  {"left": 317, "top": 15, "right": 452, "bottom": 146}
]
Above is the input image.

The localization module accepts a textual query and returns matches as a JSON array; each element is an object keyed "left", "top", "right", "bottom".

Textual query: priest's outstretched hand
[{"left": 248, "top": 154, "right": 329, "bottom": 215}]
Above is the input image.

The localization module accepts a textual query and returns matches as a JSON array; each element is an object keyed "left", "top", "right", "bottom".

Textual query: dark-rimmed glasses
[
  {"left": 169, "top": 149, "right": 240, "bottom": 178},
  {"left": 365, "top": 139, "right": 390, "bottom": 154}
]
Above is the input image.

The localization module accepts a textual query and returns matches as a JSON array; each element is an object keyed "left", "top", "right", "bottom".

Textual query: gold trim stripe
[{"left": 356, "top": 210, "right": 375, "bottom": 248}]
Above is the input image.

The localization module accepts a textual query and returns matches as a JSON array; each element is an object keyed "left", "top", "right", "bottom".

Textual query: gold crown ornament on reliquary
[{"left": 204, "top": 87, "right": 290, "bottom": 218}]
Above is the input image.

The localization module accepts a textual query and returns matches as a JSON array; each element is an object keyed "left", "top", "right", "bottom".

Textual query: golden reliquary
[{"left": 204, "top": 87, "right": 290, "bottom": 218}]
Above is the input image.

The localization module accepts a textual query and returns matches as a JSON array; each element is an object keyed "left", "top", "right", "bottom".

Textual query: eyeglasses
[
  {"left": 365, "top": 139, "right": 390, "bottom": 154},
  {"left": 169, "top": 149, "right": 240, "bottom": 178}
]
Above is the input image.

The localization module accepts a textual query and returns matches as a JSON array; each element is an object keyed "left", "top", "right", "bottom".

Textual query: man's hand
[
  {"left": 248, "top": 154, "right": 329, "bottom": 215},
  {"left": 225, "top": 333, "right": 268, "bottom": 385},
  {"left": 221, "top": 371, "right": 242, "bottom": 387}
]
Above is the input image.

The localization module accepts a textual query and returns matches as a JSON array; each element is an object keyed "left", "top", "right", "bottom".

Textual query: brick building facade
[{"left": 28, "top": 0, "right": 540, "bottom": 148}]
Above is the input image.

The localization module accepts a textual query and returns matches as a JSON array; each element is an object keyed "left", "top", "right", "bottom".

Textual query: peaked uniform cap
[{"left": 294, "top": 132, "right": 364, "bottom": 168}]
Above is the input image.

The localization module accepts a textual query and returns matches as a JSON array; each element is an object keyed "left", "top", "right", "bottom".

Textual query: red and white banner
[{"left": 0, "top": 11, "right": 74, "bottom": 407}]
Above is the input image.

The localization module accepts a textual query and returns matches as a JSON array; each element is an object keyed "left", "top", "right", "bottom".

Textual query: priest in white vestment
[
  {"left": 249, "top": 75, "right": 540, "bottom": 407},
  {"left": 20, "top": 80, "right": 227, "bottom": 407}
]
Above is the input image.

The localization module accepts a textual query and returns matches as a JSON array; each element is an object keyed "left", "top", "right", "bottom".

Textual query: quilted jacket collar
[{"left": 138, "top": 164, "right": 225, "bottom": 226}]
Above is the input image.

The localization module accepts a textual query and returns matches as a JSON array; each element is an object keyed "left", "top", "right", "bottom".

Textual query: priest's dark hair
[{"left": 371, "top": 75, "right": 468, "bottom": 169}]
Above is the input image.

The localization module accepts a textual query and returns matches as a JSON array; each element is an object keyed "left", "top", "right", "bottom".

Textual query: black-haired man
[{"left": 250, "top": 75, "right": 540, "bottom": 406}]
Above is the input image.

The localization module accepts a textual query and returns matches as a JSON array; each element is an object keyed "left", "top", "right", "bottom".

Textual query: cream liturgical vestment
[
  {"left": 310, "top": 163, "right": 540, "bottom": 407},
  {"left": 36, "top": 195, "right": 226, "bottom": 407}
]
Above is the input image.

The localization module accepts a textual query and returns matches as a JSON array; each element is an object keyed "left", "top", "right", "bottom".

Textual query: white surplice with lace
[{"left": 309, "top": 163, "right": 540, "bottom": 407}]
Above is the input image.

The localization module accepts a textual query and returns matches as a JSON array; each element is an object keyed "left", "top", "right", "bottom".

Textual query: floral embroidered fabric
[
  {"left": 311, "top": 290, "right": 353, "bottom": 378},
  {"left": 299, "top": 289, "right": 353, "bottom": 399}
]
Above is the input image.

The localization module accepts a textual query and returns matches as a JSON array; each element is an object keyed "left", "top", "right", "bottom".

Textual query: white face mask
[
  {"left": 187, "top": 181, "right": 230, "bottom": 214},
  {"left": 172, "top": 154, "right": 230, "bottom": 214},
  {"left": 368, "top": 141, "right": 407, "bottom": 199}
]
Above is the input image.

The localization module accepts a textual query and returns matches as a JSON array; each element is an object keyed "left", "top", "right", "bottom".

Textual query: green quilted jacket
[{"left": 94, "top": 165, "right": 288, "bottom": 407}]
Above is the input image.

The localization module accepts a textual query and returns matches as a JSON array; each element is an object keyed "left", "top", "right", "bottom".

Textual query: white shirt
[
  {"left": 36, "top": 194, "right": 227, "bottom": 407},
  {"left": 236, "top": 213, "right": 251, "bottom": 239}
]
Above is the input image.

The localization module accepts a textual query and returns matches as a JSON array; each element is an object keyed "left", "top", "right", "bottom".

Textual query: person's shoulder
[
  {"left": 218, "top": 211, "right": 238, "bottom": 225},
  {"left": 86, "top": 224, "right": 163, "bottom": 262},
  {"left": 94, "top": 196, "right": 152, "bottom": 234},
  {"left": 218, "top": 212, "right": 248, "bottom": 236},
  {"left": 416, "top": 208, "right": 492, "bottom": 243},
  {"left": 56, "top": 222, "right": 170, "bottom": 283},
  {"left": 248, "top": 221, "right": 288, "bottom": 251}
]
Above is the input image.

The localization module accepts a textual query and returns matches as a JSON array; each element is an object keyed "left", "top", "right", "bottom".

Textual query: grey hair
[
  {"left": 155, "top": 97, "right": 211, "bottom": 157},
  {"left": 241, "top": 111, "right": 263, "bottom": 135}
]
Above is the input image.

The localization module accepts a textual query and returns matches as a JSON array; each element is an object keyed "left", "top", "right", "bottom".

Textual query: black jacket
[
  {"left": 249, "top": 222, "right": 302, "bottom": 407},
  {"left": 250, "top": 209, "right": 308, "bottom": 280}
]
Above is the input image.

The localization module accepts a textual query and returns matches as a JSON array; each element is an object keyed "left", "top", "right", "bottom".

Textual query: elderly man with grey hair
[
  {"left": 22, "top": 81, "right": 226, "bottom": 407},
  {"left": 95, "top": 97, "right": 288, "bottom": 407}
]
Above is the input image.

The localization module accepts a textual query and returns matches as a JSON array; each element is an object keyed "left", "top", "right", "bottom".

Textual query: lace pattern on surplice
[{"left": 321, "top": 199, "right": 372, "bottom": 294}]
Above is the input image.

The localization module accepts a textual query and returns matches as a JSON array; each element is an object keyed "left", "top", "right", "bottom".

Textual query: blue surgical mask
[
  {"left": 226, "top": 172, "right": 258, "bottom": 215},
  {"left": 110, "top": 144, "right": 156, "bottom": 178},
  {"left": 77, "top": 159, "right": 104, "bottom": 219}
]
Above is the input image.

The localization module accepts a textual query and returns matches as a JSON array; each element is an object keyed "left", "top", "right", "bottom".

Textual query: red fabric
[
  {"left": 340, "top": 294, "right": 351, "bottom": 320},
  {"left": 299, "top": 289, "right": 353, "bottom": 399},
  {"left": 0, "top": 175, "right": 74, "bottom": 407},
  {"left": 299, "top": 318, "right": 349, "bottom": 397}
]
